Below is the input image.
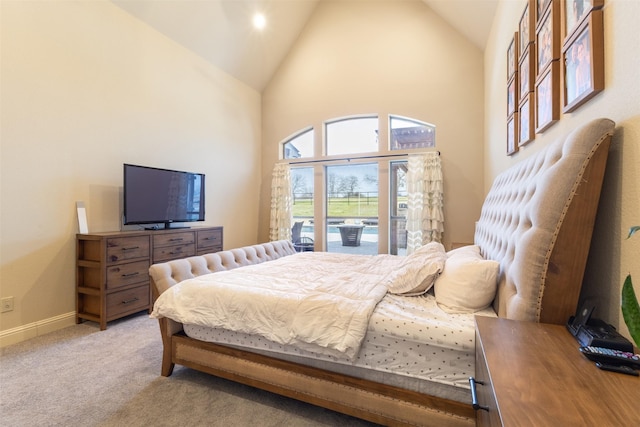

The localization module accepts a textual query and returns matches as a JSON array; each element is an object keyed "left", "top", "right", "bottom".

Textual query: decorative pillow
[
  {"left": 384, "top": 242, "right": 447, "bottom": 296},
  {"left": 434, "top": 245, "right": 500, "bottom": 313}
]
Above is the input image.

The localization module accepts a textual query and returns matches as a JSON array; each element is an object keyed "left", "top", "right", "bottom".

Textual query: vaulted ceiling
[{"left": 111, "top": 0, "right": 498, "bottom": 92}]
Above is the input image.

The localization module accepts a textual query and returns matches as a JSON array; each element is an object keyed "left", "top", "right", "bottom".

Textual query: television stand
[{"left": 75, "top": 226, "right": 223, "bottom": 329}]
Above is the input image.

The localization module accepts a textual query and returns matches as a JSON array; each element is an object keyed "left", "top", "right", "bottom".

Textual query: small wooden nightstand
[{"left": 473, "top": 316, "right": 640, "bottom": 426}]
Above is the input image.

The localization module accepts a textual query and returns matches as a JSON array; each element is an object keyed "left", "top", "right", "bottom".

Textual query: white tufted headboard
[{"left": 475, "top": 118, "right": 615, "bottom": 324}]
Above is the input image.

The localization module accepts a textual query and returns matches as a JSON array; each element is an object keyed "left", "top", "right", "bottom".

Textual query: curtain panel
[
  {"left": 269, "top": 163, "right": 293, "bottom": 241},
  {"left": 406, "top": 152, "right": 444, "bottom": 254}
]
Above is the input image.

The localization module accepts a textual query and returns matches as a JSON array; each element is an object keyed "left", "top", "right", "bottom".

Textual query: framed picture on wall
[
  {"left": 508, "top": 77, "right": 517, "bottom": 116},
  {"left": 562, "top": 9, "right": 604, "bottom": 113},
  {"left": 519, "top": 1, "right": 535, "bottom": 58},
  {"left": 507, "top": 33, "right": 518, "bottom": 80},
  {"left": 562, "top": 0, "right": 604, "bottom": 42},
  {"left": 519, "top": 47, "right": 535, "bottom": 101},
  {"left": 537, "top": 0, "right": 552, "bottom": 22},
  {"left": 519, "top": 94, "right": 535, "bottom": 146},
  {"left": 507, "top": 113, "right": 519, "bottom": 155},
  {"left": 535, "top": 61, "right": 560, "bottom": 133},
  {"left": 536, "top": 2, "right": 560, "bottom": 75}
]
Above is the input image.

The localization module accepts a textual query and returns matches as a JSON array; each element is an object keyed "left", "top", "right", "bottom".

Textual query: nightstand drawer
[
  {"left": 153, "top": 243, "right": 196, "bottom": 262},
  {"left": 107, "top": 285, "right": 150, "bottom": 318},
  {"left": 474, "top": 328, "right": 501, "bottom": 427},
  {"left": 106, "top": 236, "right": 150, "bottom": 263},
  {"left": 106, "top": 260, "right": 150, "bottom": 289},
  {"left": 153, "top": 232, "right": 195, "bottom": 248}
]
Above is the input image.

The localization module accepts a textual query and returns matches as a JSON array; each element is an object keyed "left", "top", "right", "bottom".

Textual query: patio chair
[{"left": 291, "top": 221, "right": 314, "bottom": 252}]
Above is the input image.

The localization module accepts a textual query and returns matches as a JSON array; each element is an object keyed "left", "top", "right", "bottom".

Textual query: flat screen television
[{"left": 123, "top": 164, "right": 205, "bottom": 229}]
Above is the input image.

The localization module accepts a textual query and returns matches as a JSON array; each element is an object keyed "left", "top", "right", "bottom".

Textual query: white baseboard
[{"left": 0, "top": 312, "right": 76, "bottom": 348}]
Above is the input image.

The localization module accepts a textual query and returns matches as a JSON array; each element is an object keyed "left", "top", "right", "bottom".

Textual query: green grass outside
[{"left": 293, "top": 196, "right": 406, "bottom": 218}]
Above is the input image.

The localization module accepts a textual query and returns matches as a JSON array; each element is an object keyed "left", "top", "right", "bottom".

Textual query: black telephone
[
  {"left": 568, "top": 303, "right": 639, "bottom": 375},
  {"left": 566, "top": 303, "right": 633, "bottom": 353}
]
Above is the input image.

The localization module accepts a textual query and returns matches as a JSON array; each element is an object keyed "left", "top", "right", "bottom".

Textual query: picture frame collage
[{"left": 506, "top": 0, "right": 604, "bottom": 155}]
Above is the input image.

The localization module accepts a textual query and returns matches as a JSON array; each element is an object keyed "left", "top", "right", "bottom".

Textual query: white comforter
[{"left": 151, "top": 252, "right": 400, "bottom": 359}]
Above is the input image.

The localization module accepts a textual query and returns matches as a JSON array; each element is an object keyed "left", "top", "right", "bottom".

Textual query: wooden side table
[{"left": 473, "top": 316, "right": 639, "bottom": 426}]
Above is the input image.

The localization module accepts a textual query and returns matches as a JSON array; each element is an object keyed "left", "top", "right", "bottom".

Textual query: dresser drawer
[
  {"left": 106, "top": 236, "right": 150, "bottom": 263},
  {"left": 106, "top": 260, "right": 150, "bottom": 289},
  {"left": 107, "top": 285, "right": 150, "bottom": 318},
  {"left": 153, "top": 232, "right": 195, "bottom": 248},
  {"left": 197, "top": 228, "right": 222, "bottom": 252},
  {"left": 153, "top": 243, "right": 196, "bottom": 262}
]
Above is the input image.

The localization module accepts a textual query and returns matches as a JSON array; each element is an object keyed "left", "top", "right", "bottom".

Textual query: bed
[{"left": 149, "top": 118, "right": 615, "bottom": 426}]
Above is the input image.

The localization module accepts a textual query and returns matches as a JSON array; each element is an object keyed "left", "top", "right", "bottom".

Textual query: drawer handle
[
  {"left": 122, "top": 246, "right": 140, "bottom": 251},
  {"left": 121, "top": 272, "right": 139, "bottom": 278},
  {"left": 121, "top": 297, "right": 139, "bottom": 305},
  {"left": 469, "top": 377, "right": 490, "bottom": 412},
  {"left": 169, "top": 238, "right": 184, "bottom": 242}
]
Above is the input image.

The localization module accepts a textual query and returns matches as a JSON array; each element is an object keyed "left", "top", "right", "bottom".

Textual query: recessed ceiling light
[{"left": 253, "top": 13, "right": 266, "bottom": 30}]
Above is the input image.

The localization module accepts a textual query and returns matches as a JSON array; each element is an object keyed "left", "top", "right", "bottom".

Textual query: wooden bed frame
[{"left": 149, "top": 119, "right": 614, "bottom": 426}]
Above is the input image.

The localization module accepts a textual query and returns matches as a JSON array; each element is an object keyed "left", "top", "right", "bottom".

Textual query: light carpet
[{"left": 0, "top": 313, "right": 379, "bottom": 426}]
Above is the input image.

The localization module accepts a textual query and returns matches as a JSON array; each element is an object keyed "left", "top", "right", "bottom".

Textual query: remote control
[
  {"left": 595, "top": 362, "right": 639, "bottom": 376},
  {"left": 579, "top": 346, "right": 640, "bottom": 369}
]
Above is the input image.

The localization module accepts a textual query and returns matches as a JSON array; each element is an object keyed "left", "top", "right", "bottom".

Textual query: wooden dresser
[
  {"left": 473, "top": 316, "right": 640, "bottom": 426},
  {"left": 76, "top": 226, "right": 222, "bottom": 330}
]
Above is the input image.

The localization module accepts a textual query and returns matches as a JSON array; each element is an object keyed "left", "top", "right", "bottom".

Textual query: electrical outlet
[{"left": 1, "top": 297, "right": 14, "bottom": 313}]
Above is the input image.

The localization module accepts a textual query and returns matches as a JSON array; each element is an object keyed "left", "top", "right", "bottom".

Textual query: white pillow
[
  {"left": 434, "top": 245, "right": 499, "bottom": 313},
  {"left": 384, "top": 242, "right": 446, "bottom": 296}
]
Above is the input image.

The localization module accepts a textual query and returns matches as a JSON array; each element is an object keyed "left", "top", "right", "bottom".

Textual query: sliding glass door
[{"left": 326, "top": 163, "right": 378, "bottom": 255}]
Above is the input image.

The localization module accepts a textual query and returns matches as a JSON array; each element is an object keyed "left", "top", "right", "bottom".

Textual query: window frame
[{"left": 284, "top": 114, "right": 436, "bottom": 254}]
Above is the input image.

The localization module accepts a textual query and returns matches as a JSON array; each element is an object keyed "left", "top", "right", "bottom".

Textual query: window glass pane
[
  {"left": 326, "top": 117, "right": 378, "bottom": 156},
  {"left": 390, "top": 116, "right": 435, "bottom": 150},
  {"left": 291, "top": 167, "right": 314, "bottom": 249},
  {"left": 326, "top": 163, "right": 378, "bottom": 255},
  {"left": 390, "top": 161, "right": 408, "bottom": 255},
  {"left": 291, "top": 167, "right": 314, "bottom": 218},
  {"left": 283, "top": 128, "right": 313, "bottom": 159}
]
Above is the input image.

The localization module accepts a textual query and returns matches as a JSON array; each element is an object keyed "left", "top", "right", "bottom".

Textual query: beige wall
[
  {"left": 260, "top": 0, "right": 485, "bottom": 251},
  {"left": 484, "top": 0, "right": 640, "bottom": 340},
  {"left": 0, "top": 1, "right": 262, "bottom": 339}
]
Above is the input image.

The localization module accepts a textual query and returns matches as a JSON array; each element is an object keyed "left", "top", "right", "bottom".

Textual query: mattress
[
  {"left": 184, "top": 292, "right": 497, "bottom": 403},
  {"left": 153, "top": 251, "right": 400, "bottom": 358}
]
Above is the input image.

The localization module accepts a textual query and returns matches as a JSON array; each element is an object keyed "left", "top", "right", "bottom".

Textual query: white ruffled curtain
[
  {"left": 269, "top": 163, "right": 293, "bottom": 241},
  {"left": 405, "top": 152, "right": 444, "bottom": 254}
]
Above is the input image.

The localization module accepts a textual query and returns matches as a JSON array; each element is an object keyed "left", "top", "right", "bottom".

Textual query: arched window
[
  {"left": 325, "top": 116, "right": 379, "bottom": 155},
  {"left": 279, "top": 115, "right": 436, "bottom": 255},
  {"left": 283, "top": 127, "right": 314, "bottom": 159},
  {"left": 389, "top": 115, "right": 435, "bottom": 150}
]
